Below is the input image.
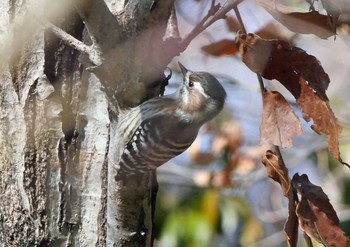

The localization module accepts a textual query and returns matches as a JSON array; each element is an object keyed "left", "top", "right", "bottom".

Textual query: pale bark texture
[
  {"left": 0, "top": 0, "right": 176, "bottom": 246},
  {"left": 0, "top": 0, "right": 230, "bottom": 246}
]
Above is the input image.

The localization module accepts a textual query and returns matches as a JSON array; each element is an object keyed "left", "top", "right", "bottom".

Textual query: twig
[
  {"left": 47, "top": 23, "right": 91, "bottom": 54},
  {"left": 46, "top": 23, "right": 102, "bottom": 66},
  {"left": 274, "top": 145, "right": 286, "bottom": 168},
  {"left": 179, "top": 2, "right": 220, "bottom": 50},
  {"left": 179, "top": 0, "right": 243, "bottom": 51},
  {"left": 233, "top": 2, "right": 246, "bottom": 34},
  {"left": 233, "top": 2, "right": 266, "bottom": 94},
  {"left": 256, "top": 74, "right": 266, "bottom": 96},
  {"left": 28, "top": 9, "right": 102, "bottom": 65}
]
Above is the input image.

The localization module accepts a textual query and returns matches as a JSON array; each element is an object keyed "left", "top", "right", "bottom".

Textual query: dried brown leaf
[
  {"left": 258, "top": 0, "right": 338, "bottom": 39},
  {"left": 292, "top": 173, "right": 348, "bottom": 246},
  {"left": 262, "top": 150, "right": 290, "bottom": 196},
  {"left": 285, "top": 197, "right": 299, "bottom": 247},
  {"left": 272, "top": 11, "right": 335, "bottom": 39},
  {"left": 235, "top": 32, "right": 330, "bottom": 100},
  {"left": 292, "top": 174, "right": 339, "bottom": 226},
  {"left": 262, "top": 150, "right": 298, "bottom": 246},
  {"left": 236, "top": 32, "right": 348, "bottom": 165},
  {"left": 225, "top": 15, "right": 240, "bottom": 33},
  {"left": 255, "top": 22, "right": 293, "bottom": 40},
  {"left": 201, "top": 39, "right": 238, "bottom": 56},
  {"left": 260, "top": 91, "right": 302, "bottom": 148},
  {"left": 235, "top": 32, "right": 274, "bottom": 75},
  {"left": 296, "top": 78, "right": 347, "bottom": 165}
]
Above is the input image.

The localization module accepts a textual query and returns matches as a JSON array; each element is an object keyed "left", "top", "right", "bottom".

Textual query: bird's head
[{"left": 176, "top": 62, "right": 226, "bottom": 124}]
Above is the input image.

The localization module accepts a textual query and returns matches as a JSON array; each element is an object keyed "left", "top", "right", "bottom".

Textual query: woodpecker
[{"left": 117, "top": 63, "right": 226, "bottom": 176}]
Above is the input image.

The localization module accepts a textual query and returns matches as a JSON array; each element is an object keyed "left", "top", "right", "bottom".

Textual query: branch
[
  {"left": 73, "top": 0, "right": 123, "bottom": 52},
  {"left": 179, "top": 0, "right": 243, "bottom": 51},
  {"left": 163, "top": 4, "right": 181, "bottom": 41},
  {"left": 30, "top": 7, "right": 103, "bottom": 67},
  {"left": 48, "top": 23, "right": 89, "bottom": 52},
  {"left": 47, "top": 23, "right": 103, "bottom": 66}
]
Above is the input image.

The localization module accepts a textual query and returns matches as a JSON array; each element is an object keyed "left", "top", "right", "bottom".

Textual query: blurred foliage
[{"left": 155, "top": 186, "right": 262, "bottom": 247}]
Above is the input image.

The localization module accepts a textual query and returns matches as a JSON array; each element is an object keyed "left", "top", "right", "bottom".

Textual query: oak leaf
[{"left": 260, "top": 91, "right": 302, "bottom": 148}]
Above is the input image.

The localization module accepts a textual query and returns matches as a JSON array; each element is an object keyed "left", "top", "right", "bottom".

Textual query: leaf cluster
[
  {"left": 200, "top": 0, "right": 350, "bottom": 245},
  {"left": 262, "top": 151, "right": 348, "bottom": 246}
]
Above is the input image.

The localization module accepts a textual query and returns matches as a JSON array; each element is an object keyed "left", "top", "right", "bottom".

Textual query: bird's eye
[{"left": 189, "top": 81, "right": 194, "bottom": 87}]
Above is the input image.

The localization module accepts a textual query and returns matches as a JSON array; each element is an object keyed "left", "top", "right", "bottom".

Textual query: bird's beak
[{"left": 178, "top": 62, "right": 188, "bottom": 76}]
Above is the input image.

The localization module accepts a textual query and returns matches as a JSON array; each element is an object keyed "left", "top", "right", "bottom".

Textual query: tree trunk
[
  {"left": 0, "top": 0, "right": 229, "bottom": 245},
  {"left": 0, "top": 0, "right": 175, "bottom": 246}
]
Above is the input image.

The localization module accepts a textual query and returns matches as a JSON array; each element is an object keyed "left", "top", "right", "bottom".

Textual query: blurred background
[{"left": 154, "top": 0, "right": 350, "bottom": 246}]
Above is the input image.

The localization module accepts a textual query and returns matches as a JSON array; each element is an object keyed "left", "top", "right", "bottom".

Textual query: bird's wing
[{"left": 118, "top": 111, "right": 193, "bottom": 176}]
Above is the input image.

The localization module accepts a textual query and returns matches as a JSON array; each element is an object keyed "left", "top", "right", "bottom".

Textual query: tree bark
[
  {"left": 0, "top": 0, "right": 173, "bottom": 246},
  {"left": 0, "top": 0, "right": 231, "bottom": 245}
]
